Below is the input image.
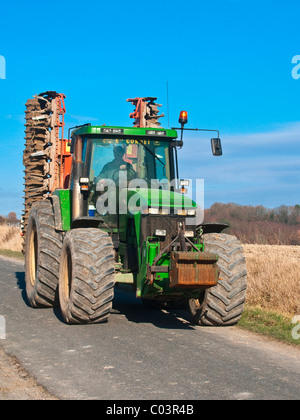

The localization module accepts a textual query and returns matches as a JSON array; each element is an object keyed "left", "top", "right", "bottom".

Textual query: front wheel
[
  {"left": 189, "top": 233, "right": 247, "bottom": 326},
  {"left": 59, "top": 228, "right": 115, "bottom": 324}
]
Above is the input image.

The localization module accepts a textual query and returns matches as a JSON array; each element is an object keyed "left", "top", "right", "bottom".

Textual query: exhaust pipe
[{"left": 72, "top": 136, "right": 84, "bottom": 220}]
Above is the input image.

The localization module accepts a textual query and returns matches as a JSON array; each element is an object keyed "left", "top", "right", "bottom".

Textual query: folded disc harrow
[{"left": 22, "top": 91, "right": 66, "bottom": 246}]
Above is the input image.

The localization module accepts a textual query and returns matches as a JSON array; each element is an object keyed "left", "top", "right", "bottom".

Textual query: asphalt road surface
[{"left": 0, "top": 256, "right": 299, "bottom": 400}]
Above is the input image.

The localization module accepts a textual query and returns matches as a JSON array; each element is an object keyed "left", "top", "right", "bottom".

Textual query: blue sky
[{"left": 0, "top": 0, "right": 299, "bottom": 217}]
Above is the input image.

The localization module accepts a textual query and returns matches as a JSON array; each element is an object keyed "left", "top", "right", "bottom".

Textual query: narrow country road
[{"left": 0, "top": 256, "right": 299, "bottom": 400}]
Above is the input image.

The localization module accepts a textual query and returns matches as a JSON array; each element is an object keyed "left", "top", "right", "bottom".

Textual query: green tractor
[{"left": 23, "top": 93, "right": 247, "bottom": 326}]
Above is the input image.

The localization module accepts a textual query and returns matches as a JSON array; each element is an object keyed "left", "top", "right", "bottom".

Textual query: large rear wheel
[
  {"left": 189, "top": 233, "right": 247, "bottom": 326},
  {"left": 59, "top": 228, "right": 115, "bottom": 324},
  {"left": 25, "top": 200, "right": 62, "bottom": 307}
]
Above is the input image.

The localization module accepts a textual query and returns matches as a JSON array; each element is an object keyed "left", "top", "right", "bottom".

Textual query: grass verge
[
  {"left": 0, "top": 249, "right": 24, "bottom": 260},
  {"left": 238, "top": 305, "right": 300, "bottom": 346}
]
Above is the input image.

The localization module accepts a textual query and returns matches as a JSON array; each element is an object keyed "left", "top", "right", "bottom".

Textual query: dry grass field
[
  {"left": 243, "top": 244, "right": 300, "bottom": 316},
  {"left": 0, "top": 226, "right": 23, "bottom": 253},
  {"left": 0, "top": 225, "right": 299, "bottom": 316}
]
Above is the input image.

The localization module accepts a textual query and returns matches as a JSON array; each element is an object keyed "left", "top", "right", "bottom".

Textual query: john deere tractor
[{"left": 22, "top": 92, "right": 247, "bottom": 326}]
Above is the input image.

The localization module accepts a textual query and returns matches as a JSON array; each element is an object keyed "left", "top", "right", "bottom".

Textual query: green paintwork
[
  {"left": 193, "top": 243, "right": 205, "bottom": 252},
  {"left": 136, "top": 241, "right": 148, "bottom": 297},
  {"left": 52, "top": 189, "right": 72, "bottom": 230},
  {"left": 126, "top": 188, "right": 197, "bottom": 210},
  {"left": 73, "top": 125, "right": 178, "bottom": 140}
]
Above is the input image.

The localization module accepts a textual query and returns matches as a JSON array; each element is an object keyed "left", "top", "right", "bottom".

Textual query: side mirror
[{"left": 211, "top": 138, "right": 223, "bottom": 156}]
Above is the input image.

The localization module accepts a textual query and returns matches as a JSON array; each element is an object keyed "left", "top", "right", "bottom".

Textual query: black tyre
[
  {"left": 25, "top": 200, "right": 62, "bottom": 307},
  {"left": 59, "top": 228, "right": 115, "bottom": 324},
  {"left": 189, "top": 233, "right": 247, "bottom": 326}
]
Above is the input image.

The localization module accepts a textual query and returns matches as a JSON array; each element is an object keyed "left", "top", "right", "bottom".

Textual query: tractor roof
[{"left": 72, "top": 125, "right": 178, "bottom": 140}]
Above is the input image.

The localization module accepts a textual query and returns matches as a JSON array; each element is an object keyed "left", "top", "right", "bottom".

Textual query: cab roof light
[{"left": 179, "top": 111, "right": 188, "bottom": 126}]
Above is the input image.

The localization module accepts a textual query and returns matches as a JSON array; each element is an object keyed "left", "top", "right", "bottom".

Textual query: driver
[{"left": 95, "top": 145, "right": 136, "bottom": 184}]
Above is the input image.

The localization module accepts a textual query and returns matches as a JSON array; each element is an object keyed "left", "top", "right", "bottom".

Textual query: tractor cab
[{"left": 70, "top": 125, "right": 190, "bottom": 222}]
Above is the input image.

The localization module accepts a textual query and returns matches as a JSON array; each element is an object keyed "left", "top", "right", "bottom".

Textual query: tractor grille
[{"left": 140, "top": 215, "right": 181, "bottom": 248}]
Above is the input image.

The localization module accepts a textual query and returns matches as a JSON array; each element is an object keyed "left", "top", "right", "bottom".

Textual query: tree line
[
  {"left": 204, "top": 203, "right": 300, "bottom": 245},
  {"left": 1, "top": 205, "right": 300, "bottom": 245},
  {"left": 0, "top": 212, "right": 19, "bottom": 226}
]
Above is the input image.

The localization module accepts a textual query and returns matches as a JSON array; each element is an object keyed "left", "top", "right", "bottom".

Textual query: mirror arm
[
  {"left": 171, "top": 127, "right": 222, "bottom": 156},
  {"left": 171, "top": 127, "right": 220, "bottom": 138}
]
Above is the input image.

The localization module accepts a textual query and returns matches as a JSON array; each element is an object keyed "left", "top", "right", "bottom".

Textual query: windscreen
[{"left": 89, "top": 138, "right": 171, "bottom": 186}]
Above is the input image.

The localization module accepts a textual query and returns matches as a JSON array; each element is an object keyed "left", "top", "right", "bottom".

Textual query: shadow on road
[
  {"left": 14, "top": 271, "right": 195, "bottom": 330},
  {"left": 15, "top": 270, "right": 65, "bottom": 322},
  {"left": 112, "top": 287, "right": 196, "bottom": 330},
  {"left": 15, "top": 271, "right": 30, "bottom": 307}
]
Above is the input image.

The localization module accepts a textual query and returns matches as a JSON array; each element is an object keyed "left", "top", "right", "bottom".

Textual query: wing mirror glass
[{"left": 211, "top": 138, "right": 223, "bottom": 156}]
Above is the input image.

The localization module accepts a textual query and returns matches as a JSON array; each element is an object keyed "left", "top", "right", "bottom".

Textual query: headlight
[
  {"left": 176, "top": 209, "right": 187, "bottom": 216},
  {"left": 175, "top": 208, "right": 196, "bottom": 216},
  {"left": 187, "top": 209, "right": 196, "bottom": 216},
  {"left": 155, "top": 229, "right": 167, "bottom": 236},
  {"left": 80, "top": 177, "right": 90, "bottom": 192},
  {"left": 80, "top": 177, "right": 89, "bottom": 184},
  {"left": 148, "top": 208, "right": 170, "bottom": 215},
  {"left": 161, "top": 208, "right": 169, "bottom": 215},
  {"left": 185, "top": 231, "right": 194, "bottom": 238},
  {"left": 149, "top": 208, "right": 159, "bottom": 215}
]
